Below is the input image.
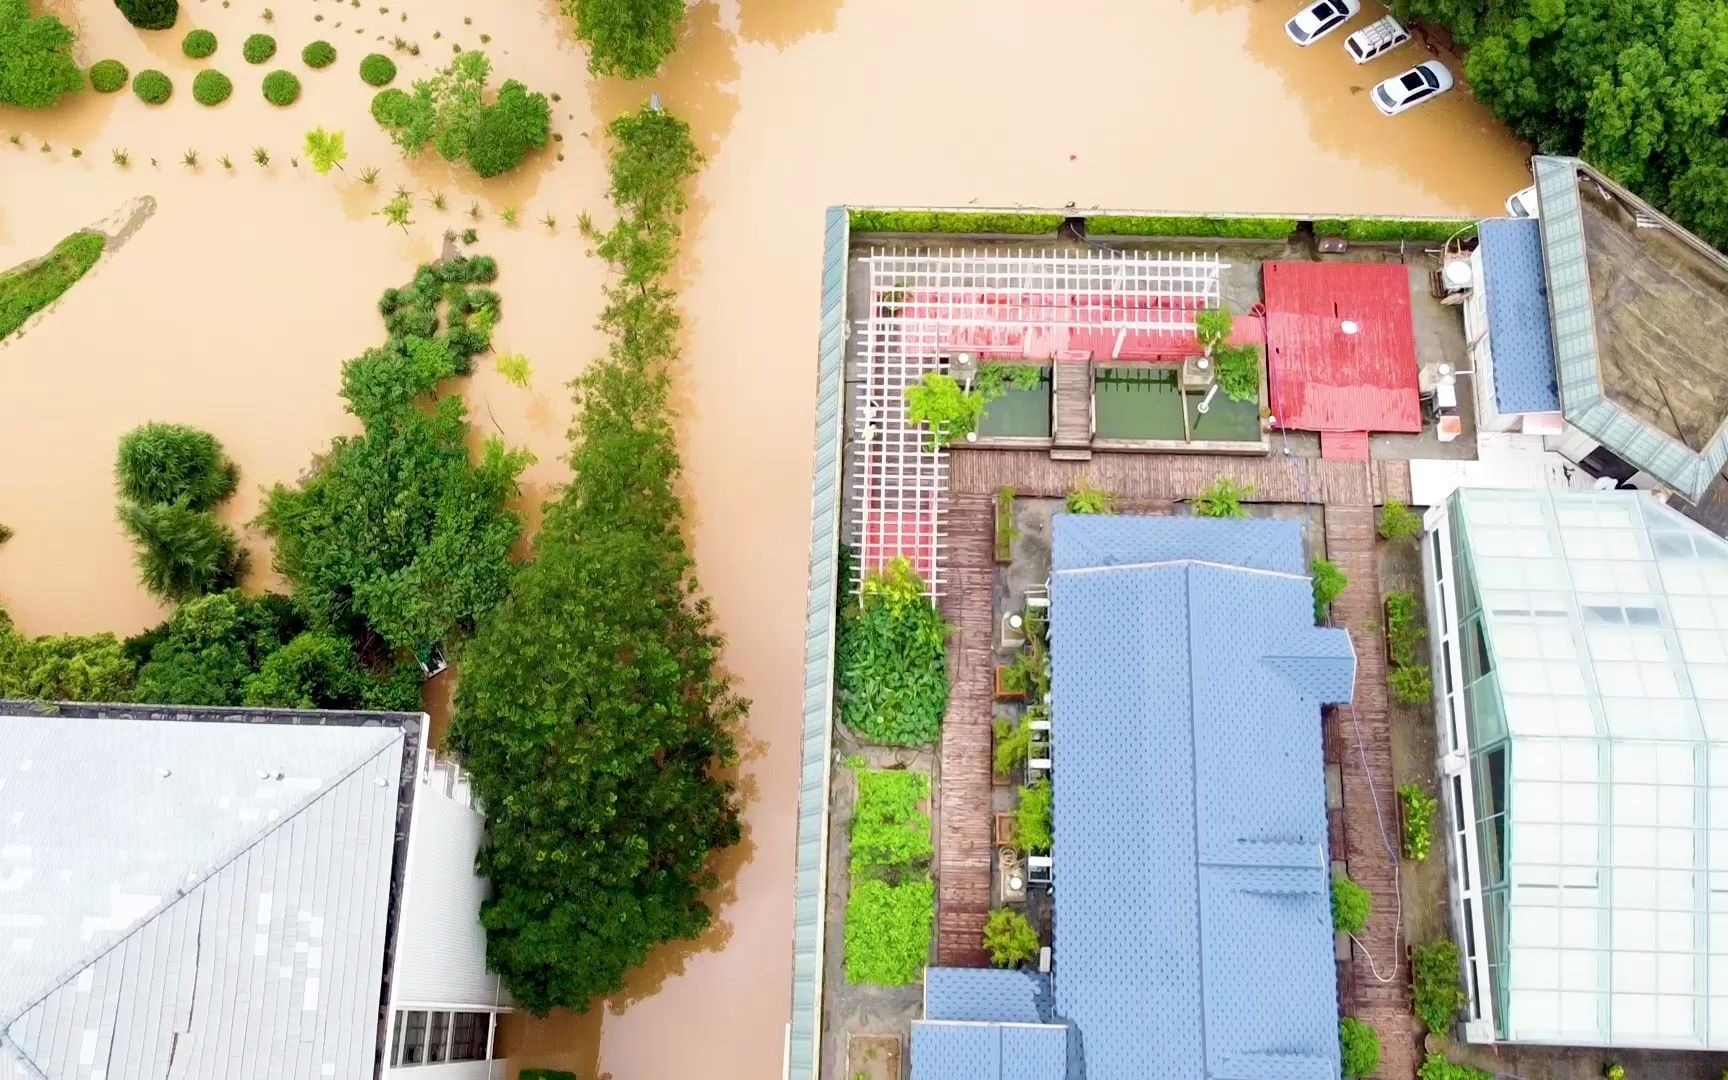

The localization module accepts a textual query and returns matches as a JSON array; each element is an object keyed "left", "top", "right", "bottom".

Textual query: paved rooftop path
[
  {"left": 950, "top": 448, "right": 1411, "bottom": 506},
  {"left": 935, "top": 491, "right": 994, "bottom": 967}
]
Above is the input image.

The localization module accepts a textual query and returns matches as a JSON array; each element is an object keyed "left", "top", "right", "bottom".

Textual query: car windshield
[
  {"left": 1347, "top": 38, "right": 1365, "bottom": 58},
  {"left": 1289, "top": 21, "right": 1311, "bottom": 41},
  {"left": 1376, "top": 86, "right": 1395, "bottom": 107},
  {"left": 1420, "top": 67, "right": 1440, "bottom": 89},
  {"left": 1400, "top": 71, "right": 1424, "bottom": 92}
]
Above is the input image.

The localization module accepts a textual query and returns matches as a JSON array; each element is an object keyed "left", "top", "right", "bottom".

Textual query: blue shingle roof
[
  {"left": 926, "top": 969, "right": 1051, "bottom": 1024},
  {"left": 910, "top": 1022, "right": 1069, "bottom": 1080},
  {"left": 1479, "top": 217, "right": 1560, "bottom": 415},
  {"left": 1048, "top": 515, "right": 1353, "bottom": 1080}
]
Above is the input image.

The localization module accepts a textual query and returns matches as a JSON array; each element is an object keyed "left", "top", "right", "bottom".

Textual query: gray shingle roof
[
  {"left": 925, "top": 969, "right": 1051, "bottom": 1024},
  {"left": 1479, "top": 217, "right": 1560, "bottom": 414},
  {"left": 1048, "top": 515, "right": 1353, "bottom": 1080},
  {"left": 0, "top": 709, "right": 413, "bottom": 1080},
  {"left": 909, "top": 1022, "right": 1069, "bottom": 1080}
]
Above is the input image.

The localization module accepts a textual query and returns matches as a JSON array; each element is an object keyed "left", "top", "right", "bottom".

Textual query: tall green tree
[
  {"left": 131, "top": 590, "right": 301, "bottom": 705},
  {"left": 566, "top": 0, "right": 684, "bottom": 79},
  {"left": 449, "top": 106, "right": 741, "bottom": 1014},
  {"left": 0, "top": 610, "right": 135, "bottom": 701},
  {"left": 0, "top": 0, "right": 83, "bottom": 109},
  {"left": 117, "top": 499, "right": 247, "bottom": 603},
  {"left": 113, "top": 0, "right": 176, "bottom": 30}
]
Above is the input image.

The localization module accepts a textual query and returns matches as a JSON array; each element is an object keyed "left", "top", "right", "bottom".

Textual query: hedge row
[
  {"left": 1088, "top": 215, "right": 1298, "bottom": 239},
  {"left": 848, "top": 209, "right": 1065, "bottom": 235},
  {"left": 1314, "top": 218, "right": 1479, "bottom": 242}
]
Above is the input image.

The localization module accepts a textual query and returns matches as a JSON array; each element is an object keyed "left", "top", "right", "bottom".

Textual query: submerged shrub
[
  {"left": 359, "top": 51, "right": 396, "bottom": 86},
  {"left": 0, "top": 231, "right": 104, "bottom": 342},
  {"left": 370, "top": 86, "right": 408, "bottom": 124},
  {"left": 117, "top": 500, "right": 247, "bottom": 603},
  {"left": 0, "top": 615, "right": 135, "bottom": 702},
  {"left": 241, "top": 32, "right": 275, "bottom": 63},
  {"left": 180, "top": 28, "right": 216, "bottom": 57},
  {"left": 114, "top": 422, "right": 238, "bottom": 510},
  {"left": 466, "top": 79, "right": 550, "bottom": 178},
  {"left": 261, "top": 68, "right": 299, "bottom": 105},
  {"left": 301, "top": 39, "right": 336, "bottom": 68},
  {"left": 131, "top": 68, "right": 171, "bottom": 104},
  {"left": 192, "top": 68, "right": 231, "bottom": 105},
  {"left": 89, "top": 59, "right": 130, "bottom": 94},
  {"left": 115, "top": 0, "right": 178, "bottom": 31},
  {"left": 0, "top": 1, "right": 82, "bottom": 108}
]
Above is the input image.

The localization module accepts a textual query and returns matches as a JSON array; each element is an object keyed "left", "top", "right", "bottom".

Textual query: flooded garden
[{"left": 0, "top": 0, "right": 1533, "bottom": 1076}]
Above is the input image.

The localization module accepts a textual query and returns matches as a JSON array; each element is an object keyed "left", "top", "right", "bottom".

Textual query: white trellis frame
[{"left": 852, "top": 246, "right": 1225, "bottom": 598}]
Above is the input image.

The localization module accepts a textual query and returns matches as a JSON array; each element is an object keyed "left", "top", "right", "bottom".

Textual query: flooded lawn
[{"left": 0, "top": 0, "right": 1529, "bottom": 1076}]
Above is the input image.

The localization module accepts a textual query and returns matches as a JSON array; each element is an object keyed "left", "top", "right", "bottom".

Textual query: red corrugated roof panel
[{"left": 1264, "top": 262, "right": 1421, "bottom": 434}]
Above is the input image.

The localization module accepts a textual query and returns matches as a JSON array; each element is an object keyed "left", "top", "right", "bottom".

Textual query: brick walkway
[
  {"left": 950, "top": 448, "right": 1411, "bottom": 506},
  {"left": 934, "top": 492, "right": 993, "bottom": 967}
]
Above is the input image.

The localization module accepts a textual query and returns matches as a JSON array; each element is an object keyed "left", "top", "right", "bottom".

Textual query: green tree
[
  {"left": 466, "top": 79, "right": 551, "bottom": 178},
  {"left": 904, "top": 372, "right": 983, "bottom": 448},
  {"left": 117, "top": 499, "right": 247, "bottom": 603},
  {"left": 447, "top": 106, "right": 742, "bottom": 1015},
  {"left": 0, "top": 0, "right": 84, "bottom": 108},
  {"left": 377, "top": 191, "right": 414, "bottom": 232},
  {"left": 132, "top": 590, "right": 301, "bottom": 705},
  {"left": 982, "top": 908, "right": 1039, "bottom": 968},
  {"left": 0, "top": 611, "right": 135, "bottom": 701},
  {"left": 242, "top": 630, "right": 420, "bottom": 710},
  {"left": 1332, "top": 874, "right": 1372, "bottom": 936},
  {"left": 304, "top": 127, "right": 347, "bottom": 174},
  {"left": 115, "top": 422, "right": 238, "bottom": 511},
  {"left": 1379, "top": 498, "right": 1422, "bottom": 541},
  {"left": 113, "top": 0, "right": 177, "bottom": 31},
  {"left": 566, "top": 0, "right": 683, "bottom": 79}
]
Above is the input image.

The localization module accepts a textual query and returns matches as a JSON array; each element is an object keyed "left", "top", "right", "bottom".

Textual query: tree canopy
[
  {"left": 0, "top": 0, "right": 83, "bottom": 109},
  {"left": 374, "top": 51, "right": 551, "bottom": 178},
  {"left": 565, "top": 0, "right": 684, "bottom": 79},
  {"left": 448, "top": 106, "right": 742, "bottom": 1015},
  {"left": 0, "top": 610, "right": 135, "bottom": 702},
  {"left": 1396, "top": 0, "right": 1728, "bottom": 250}
]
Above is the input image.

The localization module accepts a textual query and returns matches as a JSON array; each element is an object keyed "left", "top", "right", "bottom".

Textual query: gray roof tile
[{"left": 1480, "top": 217, "right": 1561, "bottom": 415}]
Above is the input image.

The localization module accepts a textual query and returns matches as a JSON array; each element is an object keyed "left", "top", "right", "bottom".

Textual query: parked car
[
  {"left": 1345, "top": 14, "right": 1410, "bottom": 63},
  {"left": 1372, "top": 60, "right": 1455, "bottom": 115},
  {"left": 1505, "top": 185, "right": 1540, "bottom": 219},
  {"left": 1284, "top": 0, "right": 1361, "bottom": 46}
]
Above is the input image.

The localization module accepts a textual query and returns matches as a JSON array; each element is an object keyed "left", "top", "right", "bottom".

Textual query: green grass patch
[
  {"left": 0, "top": 231, "right": 105, "bottom": 342},
  {"left": 1087, "top": 214, "right": 1297, "bottom": 239},
  {"left": 1313, "top": 218, "right": 1478, "bottom": 243},
  {"left": 849, "top": 209, "right": 1064, "bottom": 234}
]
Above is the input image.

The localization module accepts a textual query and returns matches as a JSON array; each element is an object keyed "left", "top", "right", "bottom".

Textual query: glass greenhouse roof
[{"left": 1452, "top": 488, "right": 1728, "bottom": 1048}]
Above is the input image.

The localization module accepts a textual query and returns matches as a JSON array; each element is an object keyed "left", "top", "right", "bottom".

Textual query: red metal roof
[{"left": 1264, "top": 262, "right": 1421, "bottom": 434}]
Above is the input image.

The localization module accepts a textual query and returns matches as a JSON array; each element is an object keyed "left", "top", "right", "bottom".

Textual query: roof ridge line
[
  {"left": 1054, "top": 558, "right": 1309, "bottom": 582},
  {"left": 0, "top": 727, "right": 407, "bottom": 1053}
]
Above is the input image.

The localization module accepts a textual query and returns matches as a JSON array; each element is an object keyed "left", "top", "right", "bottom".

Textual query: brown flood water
[{"left": 0, "top": 0, "right": 1529, "bottom": 1075}]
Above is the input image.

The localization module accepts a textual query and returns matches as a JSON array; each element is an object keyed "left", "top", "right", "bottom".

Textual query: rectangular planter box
[{"left": 995, "top": 666, "right": 1027, "bottom": 701}]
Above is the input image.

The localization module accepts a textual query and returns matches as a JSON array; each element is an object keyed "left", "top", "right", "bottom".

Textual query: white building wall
[
  {"left": 390, "top": 753, "right": 510, "bottom": 1009},
  {"left": 384, "top": 1058, "right": 503, "bottom": 1080}
]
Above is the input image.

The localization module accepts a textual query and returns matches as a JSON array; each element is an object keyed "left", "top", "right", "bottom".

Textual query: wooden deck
[
  {"left": 1323, "top": 503, "right": 1418, "bottom": 1079},
  {"left": 1051, "top": 357, "right": 1093, "bottom": 459},
  {"left": 935, "top": 492, "right": 994, "bottom": 967},
  {"left": 950, "top": 447, "right": 1412, "bottom": 507}
]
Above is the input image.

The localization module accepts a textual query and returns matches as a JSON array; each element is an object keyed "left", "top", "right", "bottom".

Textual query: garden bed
[{"left": 845, "top": 1033, "right": 902, "bottom": 1080}]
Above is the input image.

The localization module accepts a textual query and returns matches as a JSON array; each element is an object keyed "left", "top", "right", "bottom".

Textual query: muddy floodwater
[{"left": 0, "top": 0, "right": 1529, "bottom": 1075}]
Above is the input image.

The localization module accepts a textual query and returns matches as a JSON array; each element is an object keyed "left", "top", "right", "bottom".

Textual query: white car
[
  {"left": 1345, "top": 15, "right": 1411, "bottom": 63},
  {"left": 1505, "top": 185, "right": 1540, "bottom": 219},
  {"left": 1285, "top": 0, "right": 1361, "bottom": 46},
  {"left": 1372, "top": 60, "right": 1455, "bottom": 115}
]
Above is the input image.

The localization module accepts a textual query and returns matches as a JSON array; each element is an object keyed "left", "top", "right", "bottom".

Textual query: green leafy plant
[
  {"left": 117, "top": 500, "right": 247, "bottom": 603},
  {"left": 304, "top": 126, "right": 347, "bottom": 173},
  {"left": 1193, "top": 306, "right": 1260, "bottom": 403},
  {"left": 1417, "top": 1054, "right": 1493, "bottom": 1080},
  {"left": 495, "top": 351, "right": 531, "bottom": 387},
  {"left": 251, "top": 145, "right": 269, "bottom": 165},
  {"left": 131, "top": 68, "right": 172, "bottom": 104},
  {"left": 180, "top": 148, "right": 199, "bottom": 168},
  {"left": 180, "top": 27, "right": 216, "bottom": 57},
  {"left": 1311, "top": 557, "right": 1347, "bottom": 623},
  {"left": 357, "top": 165, "right": 379, "bottom": 184},
  {"left": 1385, "top": 590, "right": 1426, "bottom": 668},
  {"left": 376, "top": 191, "right": 414, "bottom": 232},
  {"left": 499, "top": 205, "right": 519, "bottom": 225},
  {"left": 1086, "top": 214, "right": 1297, "bottom": 239},
  {"left": 373, "top": 51, "right": 550, "bottom": 179},
  {"left": 115, "top": 423, "right": 238, "bottom": 510},
  {"left": 461, "top": 226, "right": 479, "bottom": 244},
  {"left": 849, "top": 765, "right": 931, "bottom": 879},
  {"left": 1399, "top": 783, "right": 1438, "bottom": 862},
  {"left": 1065, "top": 481, "right": 1113, "bottom": 515},
  {"left": 301, "top": 39, "right": 336, "bottom": 68},
  {"left": 192, "top": 68, "right": 231, "bottom": 105},
  {"left": 111, "top": 147, "right": 129, "bottom": 167},
  {"left": 1412, "top": 939, "right": 1466, "bottom": 1037},
  {"left": 983, "top": 908, "right": 1038, "bottom": 968},
  {"left": 1016, "top": 778, "right": 1053, "bottom": 853},
  {"left": 114, "top": 0, "right": 178, "bottom": 31},
  {"left": 1390, "top": 664, "right": 1434, "bottom": 707},
  {"left": 0, "top": 614, "right": 135, "bottom": 702},
  {"left": 1193, "top": 477, "right": 1252, "bottom": 519},
  {"left": 261, "top": 69, "right": 299, "bottom": 105},
  {"left": 1340, "top": 1018, "right": 1381, "bottom": 1080},
  {"left": 566, "top": 0, "right": 684, "bottom": 79},
  {"left": 0, "top": 230, "right": 104, "bottom": 343},
  {"left": 1380, "top": 497, "right": 1422, "bottom": 540},
  {"left": 848, "top": 209, "right": 1066, "bottom": 235},
  {"left": 0, "top": 0, "right": 82, "bottom": 108},
  {"left": 837, "top": 557, "right": 949, "bottom": 746},
  {"left": 359, "top": 51, "right": 396, "bottom": 85},
  {"left": 905, "top": 372, "right": 984, "bottom": 448},
  {"left": 468, "top": 78, "right": 551, "bottom": 178},
  {"left": 993, "top": 715, "right": 1032, "bottom": 776},
  {"left": 843, "top": 879, "right": 934, "bottom": 985},
  {"left": 973, "top": 361, "right": 1043, "bottom": 397},
  {"left": 1603, "top": 1067, "right": 1625, "bottom": 1080},
  {"left": 219, "top": 154, "right": 232, "bottom": 170},
  {"left": 1314, "top": 218, "right": 1477, "bottom": 243},
  {"left": 1332, "top": 874, "right": 1371, "bottom": 936},
  {"left": 89, "top": 59, "right": 129, "bottom": 94},
  {"left": 241, "top": 32, "right": 275, "bottom": 63}
]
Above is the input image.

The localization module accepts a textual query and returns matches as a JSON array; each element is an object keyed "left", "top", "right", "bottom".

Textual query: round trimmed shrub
[
  {"left": 359, "top": 52, "right": 395, "bottom": 86},
  {"left": 89, "top": 60, "right": 129, "bottom": 93},
  {"left": 192, "top": 69, "right": 232, "bottom": 106},
  {"left": 261, "top": 69, "right": 299, "bottom": 106},
  {"left": 115, "top": 0, "right": 178, "bottom": 31},
  {"left": 132, "top": 69, "right": 172, "bottom": 105},
  {"left": 241, "top": 33, "right": 276, "bottom": 64},
  {"left": 301, "top": 40, "right": 336, "bottom": 68},
  {"left": 181, "top": 29, "right": 216, "bottom": 58},
  {"left": 370, "top": 87, "right": 408, "bottom": 125}
]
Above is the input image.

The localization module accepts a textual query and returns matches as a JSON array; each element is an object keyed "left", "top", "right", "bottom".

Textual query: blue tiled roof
[
  {"left": 1047, "top": 515, "right": 1353, "bottom": 1080},
  {"left": 1479, "top": 217, "right": 1560, "bottom": 414},
  {"left": 909, "top": 1022, "right": 1069, "bottom": 1080},
  {"left": 926, "top": 968, "right": 1051, "bottom": 1024}
]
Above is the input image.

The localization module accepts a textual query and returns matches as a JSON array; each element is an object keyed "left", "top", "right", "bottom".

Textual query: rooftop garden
[
  {"left": 843, "top": 760, "right": 934, "bottom": 985},
  {"left": 836, "top": 557, "right": 949, "bottom": 746}
]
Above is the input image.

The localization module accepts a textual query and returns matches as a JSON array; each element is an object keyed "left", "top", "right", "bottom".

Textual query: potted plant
[
  {"left": 994, "top": 661, "right": 1028, "bottom": 701},
  {"left": 993, "top": 716, "right": 1031, "bottom": 782}
]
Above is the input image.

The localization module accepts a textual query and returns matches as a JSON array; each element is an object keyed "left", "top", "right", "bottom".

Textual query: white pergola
[{"left": 851, "top": 247, "right": 1225, "bottom": 597}]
